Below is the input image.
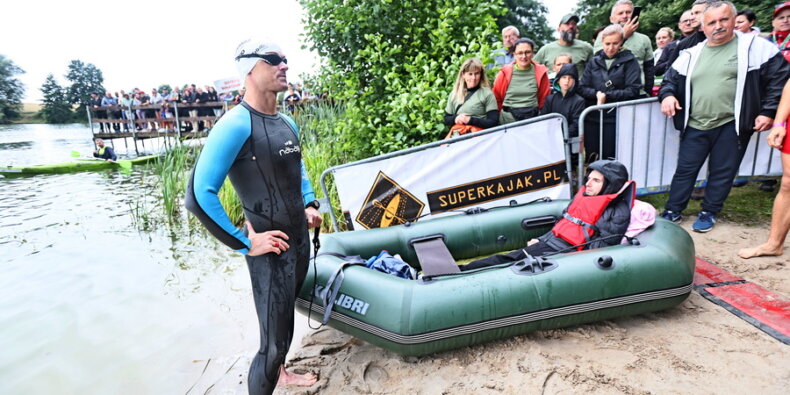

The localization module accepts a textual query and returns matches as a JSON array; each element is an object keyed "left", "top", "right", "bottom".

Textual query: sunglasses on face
[{"left": 235, "top": 53, "right": 288, "bottom": 66}]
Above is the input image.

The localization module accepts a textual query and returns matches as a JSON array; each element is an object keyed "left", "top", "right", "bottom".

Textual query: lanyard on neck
[{"left": 773, "top": 32, "right": 790, "bottom": 49}]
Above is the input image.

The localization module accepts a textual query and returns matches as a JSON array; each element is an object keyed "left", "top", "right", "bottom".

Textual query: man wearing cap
[
  {"left": 185, "top": 39, "right": 322, "bottom": 394},
  {"left": 491, "top": 25, "right": 520, "bottom": 68},
  {"left": 767, "top": 2, "right": 790, "bottom": 63},
  {"left": 658, "top": 1, "right": 790, "bottom": 232},
  {"left": 594, "top": 0, "right": 655, "bottom": 95},
  {"left": 534, "top": 14, "right": 594, "bottom": 78}
]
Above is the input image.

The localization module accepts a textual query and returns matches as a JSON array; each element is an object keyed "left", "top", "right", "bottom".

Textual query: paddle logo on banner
[{"left": 356, "top": 171, "right": 426, "bottom": 230}]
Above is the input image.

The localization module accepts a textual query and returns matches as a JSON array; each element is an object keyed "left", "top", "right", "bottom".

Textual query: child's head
[
  {"left": 552, "top": 53, "right": 573, "bottom": 74},
  {"left": 554, "top": 63, "right": 578, "bottom": 95}
]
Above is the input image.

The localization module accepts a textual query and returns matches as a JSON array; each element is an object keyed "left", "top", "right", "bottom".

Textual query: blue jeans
[{"left": 665, "top": 121, "right": 741, "bottom": 215}]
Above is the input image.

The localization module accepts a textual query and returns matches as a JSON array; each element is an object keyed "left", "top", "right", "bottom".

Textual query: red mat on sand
[
  {"left": 693, "top": 257, "right": 743, "bottom": 285},
  {"left": 705, "top": 282, "right": 790, "bottom": 339},
  {"left": 693, "top": 257, "right": 790, "bottom": 343}
]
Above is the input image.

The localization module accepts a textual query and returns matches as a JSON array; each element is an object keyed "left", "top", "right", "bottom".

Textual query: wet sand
[{"left": 186, "top": 222, "right": 790, "bottom": 394}]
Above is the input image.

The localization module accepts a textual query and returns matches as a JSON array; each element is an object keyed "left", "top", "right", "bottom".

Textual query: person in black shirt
[{"left": 656, "top": 0, "right": 710, "bottom": 77}]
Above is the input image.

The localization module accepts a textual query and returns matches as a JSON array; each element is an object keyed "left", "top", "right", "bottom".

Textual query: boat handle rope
[{"left": 307, "top": 232, "right": 366, "bottom": 329}]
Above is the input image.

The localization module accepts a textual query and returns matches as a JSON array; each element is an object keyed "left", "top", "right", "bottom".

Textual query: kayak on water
[{"left": 0, "top": 155, "right": 160, "bottom": 177}]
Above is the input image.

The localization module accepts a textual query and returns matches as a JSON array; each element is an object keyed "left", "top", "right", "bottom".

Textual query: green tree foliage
[
  {"left": 300, "top": 0, "right": 503, "bottom": 157},
  {"left": 498, "top": 0, "right": 554, "bottom": 47},
  {"left": 738, "top": 1, "right": 778, "bottom": 33},
  {"left": 65, "top": 60, "right": 104, "bottom": 113},
  {"left": 39, "top": 74, "right": 73, "bottom": 124},
  {"left": 0, "top": 54, "right": 25, "bottom": 124}
]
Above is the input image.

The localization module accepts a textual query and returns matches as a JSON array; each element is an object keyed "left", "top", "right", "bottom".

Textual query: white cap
[{"left": 234, "top": 38, "right": 282, "bottom": 85}]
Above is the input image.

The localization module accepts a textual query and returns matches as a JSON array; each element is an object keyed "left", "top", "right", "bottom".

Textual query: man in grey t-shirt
[{"left": 534, "top": 14, "right": 594, "bottom": 79}]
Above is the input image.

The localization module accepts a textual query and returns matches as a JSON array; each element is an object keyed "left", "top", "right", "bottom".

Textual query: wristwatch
[{"left": 305, "top": 200, "right": 320, "bottom": 210}]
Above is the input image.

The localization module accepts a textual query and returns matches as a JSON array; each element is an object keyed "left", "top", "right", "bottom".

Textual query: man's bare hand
[
  {"left": 661, "top": 96, "right": 682, "bottom": 117},
  {"left": 753, "top": 115, "right": 773, "bottom": 132},
  {"left": 623, "top": 17, "right": 639, "bottom": 39},
  {"left": 246, "top": 221, "right": 290, "bottom": 256},
  {"left": 305, "top": 207, "right": 322, "bottom": 229}
]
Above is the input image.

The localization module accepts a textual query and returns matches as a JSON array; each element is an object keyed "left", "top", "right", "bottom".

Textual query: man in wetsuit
[
  {"left": 92, "top": 138, "right": 117, "bottom": 162},
  {"left": 184, "top": 38, "right": 322, "bottom": 395}
]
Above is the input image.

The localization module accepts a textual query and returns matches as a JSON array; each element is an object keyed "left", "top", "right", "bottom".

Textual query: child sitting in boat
[{"left": 461, "top": 159, "right": 633, "bottom": 271}]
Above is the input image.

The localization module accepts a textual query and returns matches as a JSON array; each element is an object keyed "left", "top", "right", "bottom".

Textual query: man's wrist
[{"left": 305, "top": 200, "right": 320, "bottom": 210}]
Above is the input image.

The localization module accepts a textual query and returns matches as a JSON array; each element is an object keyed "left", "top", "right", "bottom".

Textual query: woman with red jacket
[{"left": 492, "top": 38, "right": 550, "bottom": 125}]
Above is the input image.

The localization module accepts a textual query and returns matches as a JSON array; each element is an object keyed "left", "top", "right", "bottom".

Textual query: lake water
[{"left": 0, "top": 124, "right": 271, "bottom": 394}]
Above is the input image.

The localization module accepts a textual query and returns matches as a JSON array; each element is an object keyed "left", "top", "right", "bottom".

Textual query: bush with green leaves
[{"left": 300, "top": 0, "right": 504, "bottom": 157}]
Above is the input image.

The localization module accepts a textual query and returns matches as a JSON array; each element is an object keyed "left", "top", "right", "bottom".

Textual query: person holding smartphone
[{"left": 593, "top": 0, "right": 654, "bottom": 96}]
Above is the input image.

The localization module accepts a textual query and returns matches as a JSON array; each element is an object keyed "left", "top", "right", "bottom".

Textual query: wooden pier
[{"left": 86, "top": 101, "right": 231, "bottom": 153}]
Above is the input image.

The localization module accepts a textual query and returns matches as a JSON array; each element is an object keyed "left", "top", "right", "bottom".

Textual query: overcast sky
[{"left": 2, "top": 0, "right": 575, "bottom": 102}]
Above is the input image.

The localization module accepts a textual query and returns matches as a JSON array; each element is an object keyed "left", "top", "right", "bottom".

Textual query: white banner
[
  {"left": 615, "top": 101, "right": 782, "bottom": 194},
  {"left": 333, "top": 119, "right": 571, "bottom": 231},
  {"left": 214, "top": 77, "right": 242, "bottom": 93}
]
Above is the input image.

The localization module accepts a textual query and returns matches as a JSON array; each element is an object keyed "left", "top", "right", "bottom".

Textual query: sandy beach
[{"left": 187, "top": 221, "right": 789, "bottom": 394}]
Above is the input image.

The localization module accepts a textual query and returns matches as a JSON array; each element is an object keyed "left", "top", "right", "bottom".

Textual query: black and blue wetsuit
[{"left": 185, "top": 102, "right": 316, "bottom": 395}]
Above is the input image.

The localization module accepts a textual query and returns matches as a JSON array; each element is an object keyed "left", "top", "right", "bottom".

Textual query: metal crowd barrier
[{"left": 578, "top": 97, "right": 783, "bottom": 195}]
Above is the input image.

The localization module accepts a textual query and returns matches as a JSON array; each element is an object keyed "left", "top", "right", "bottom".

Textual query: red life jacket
[{"left": 551, "top": 181, "right": 634, "bottom": 250}]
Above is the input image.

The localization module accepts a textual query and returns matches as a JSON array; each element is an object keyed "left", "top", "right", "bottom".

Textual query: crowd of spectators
[
  {"left": 281, "top": 82, "right": 322, "bottom": 115},
  {"left": 90, "top": 79, "right": 324, "bottom": 132},
  {"left": 89, "top": 84, "right": 245, "bottom": 133},
  {"left": 444, "top": 0, "right": 790, "bottom": 236}
]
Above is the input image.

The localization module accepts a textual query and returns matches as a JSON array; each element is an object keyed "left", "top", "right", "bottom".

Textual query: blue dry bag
[{"left": 365, "top": 251, "right": 417, "bottom": 280}]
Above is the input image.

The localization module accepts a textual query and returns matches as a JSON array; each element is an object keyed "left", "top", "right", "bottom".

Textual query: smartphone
[{"left": 631, "top": 6, "right": 642, "bottom": 22}]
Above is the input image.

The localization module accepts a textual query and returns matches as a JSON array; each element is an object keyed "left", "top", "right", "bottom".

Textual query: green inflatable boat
[
  {"left": 0, "top": 155, "right": 159, "bottom": 177},
  {"left": 295, "top": 199, "right": 695, "bottom": 356}
]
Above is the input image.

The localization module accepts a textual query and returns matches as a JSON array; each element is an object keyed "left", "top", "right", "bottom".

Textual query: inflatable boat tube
[{"left": 295, "top": 199, "right": 695, "bottom": 356}]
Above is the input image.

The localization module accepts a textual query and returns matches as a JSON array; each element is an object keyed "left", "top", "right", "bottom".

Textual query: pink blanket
[{"left": 622, "top": 200, "right": 656, "bottom": 244}]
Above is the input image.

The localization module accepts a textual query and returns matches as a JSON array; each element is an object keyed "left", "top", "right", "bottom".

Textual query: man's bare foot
[
  {"left": 277, "top": 365, "right": 317, "bottom": 387},
  {"left": 738, "top": 244, "right": 784, "bottom": 259}
]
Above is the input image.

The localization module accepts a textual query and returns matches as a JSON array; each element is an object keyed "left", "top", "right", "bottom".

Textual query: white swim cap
[{"left": 234, "top": 38, "right": 283, "bottom": 85}]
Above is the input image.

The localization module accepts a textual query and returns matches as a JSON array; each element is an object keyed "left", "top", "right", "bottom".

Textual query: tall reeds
[
  {"left": 295, "top": 101, "right": 353, "bottom": 232},
  {"left": 153, "top": 143, "right": 200, "bottom": 225}
]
